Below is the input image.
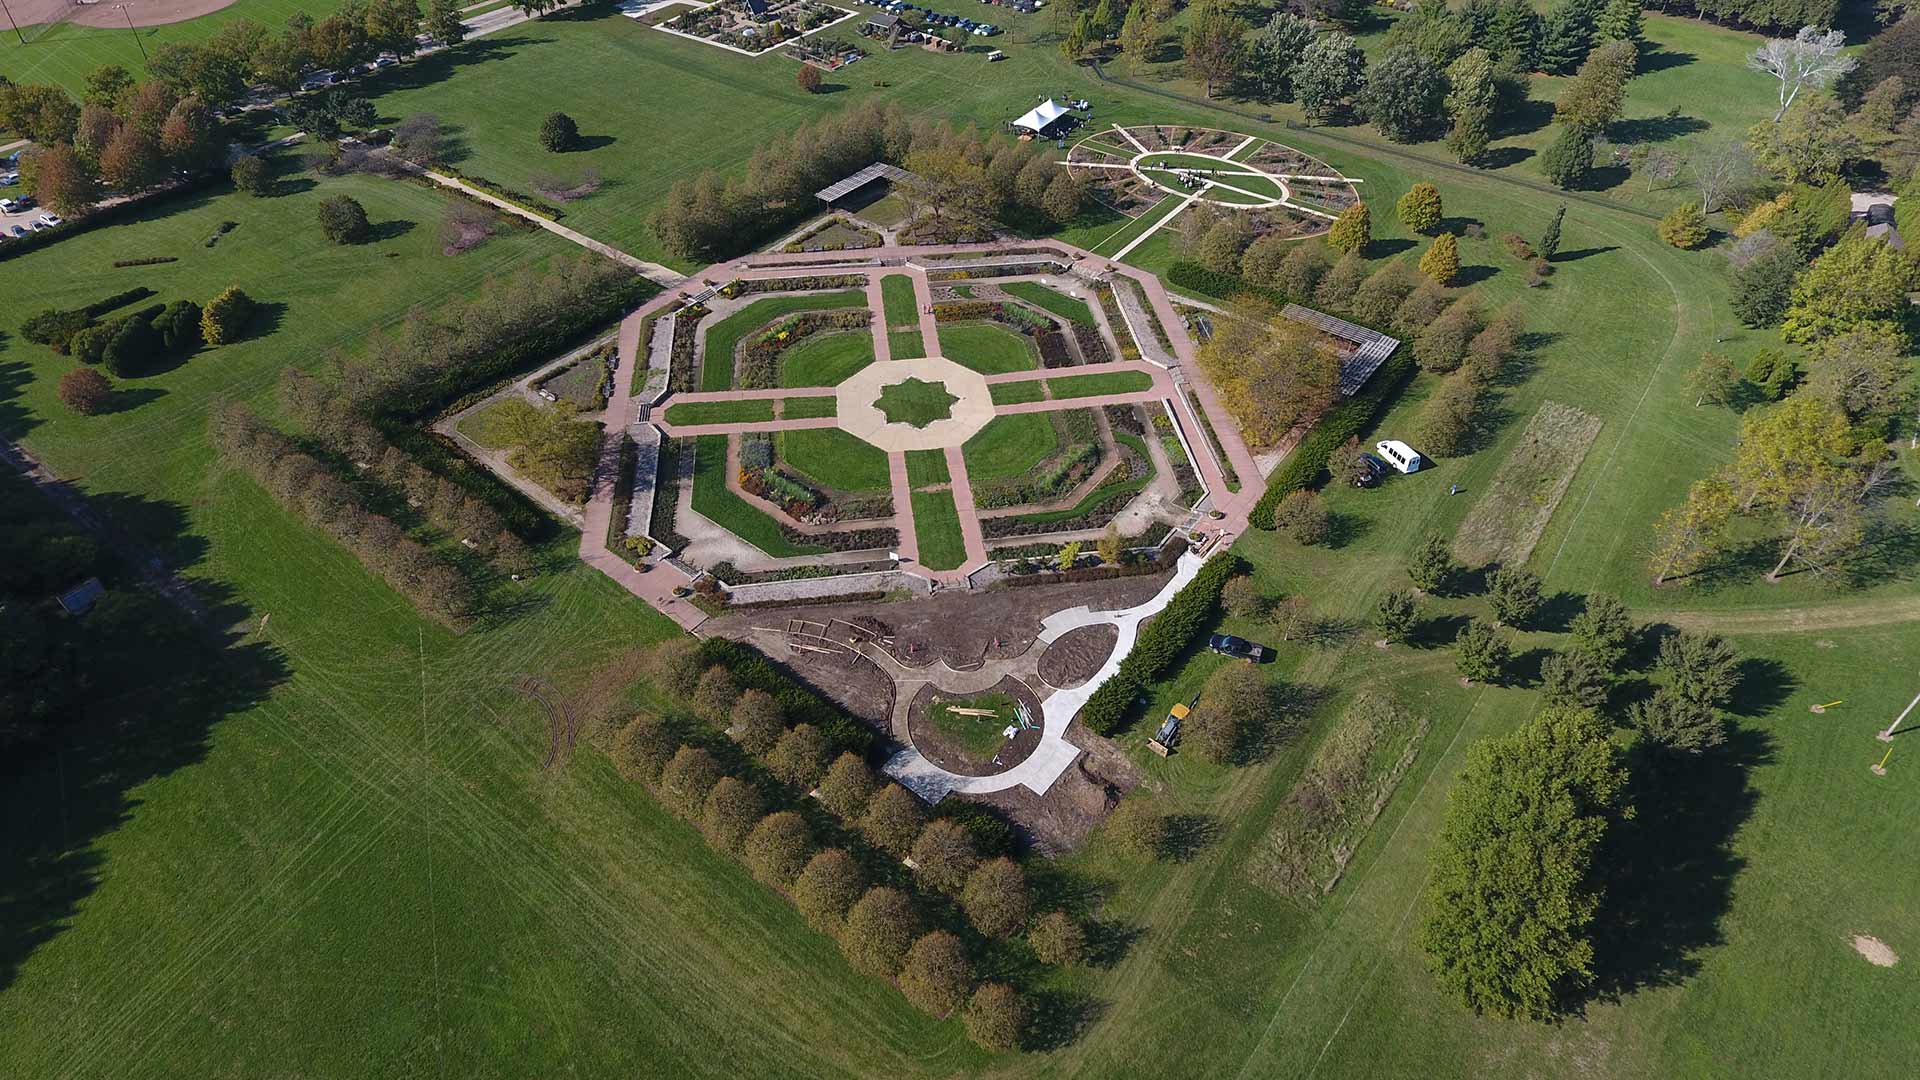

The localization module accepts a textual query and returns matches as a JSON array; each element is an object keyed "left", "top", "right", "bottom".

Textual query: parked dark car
[{"left": 1207, "top": 633, "right": 1266, "bottom": 662}]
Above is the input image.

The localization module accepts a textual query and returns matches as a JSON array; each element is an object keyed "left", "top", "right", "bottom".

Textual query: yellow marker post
[
  {"left": 1872, "top": 746, "right": 1893, "bottom": 776},
  {"left": 1817, "top": 700, "right": 1844, "bottom": 710}
]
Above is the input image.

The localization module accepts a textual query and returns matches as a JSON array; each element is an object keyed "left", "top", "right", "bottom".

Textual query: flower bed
[
  {"left": 736, "top": 309, "right": 871, "bottom": 389},
  {"left": 783, "top": 215, "right": 881, "bottom": 253},
  {"left": 970, "top": 410, "right": 1101, "bottom": 509},
  {"left": 1070, "top": 322, "right": 1112, "bottom": 365},
  {"left": 1035, "top": 328, "right": 1073, "bottom": 368},
  {"left": 1183, "top": 390, "right": 1239, "bottom": 491},
  {"left": 651, "top": 437, "right": 691, "bottom": 551},
  {"left": 662, "top": 0, "right": 847, "bottom": 52},
  {"left": 723, "top": 274, "right": 867, "bottom": 296},
  {"left": 1091, "top": 283, "right": 1141, "bottom": 362},
  {"left": 669, "top": 303, "right": 710, "bottom": 393}
]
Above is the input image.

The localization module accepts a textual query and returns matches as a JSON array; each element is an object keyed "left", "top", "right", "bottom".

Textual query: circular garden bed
[
  {"left": 1038, "top": 624, "right": 1119, "bottom": 689},
  {"left": 906, "top": 676, "right": 1043, "bottom": 777}
]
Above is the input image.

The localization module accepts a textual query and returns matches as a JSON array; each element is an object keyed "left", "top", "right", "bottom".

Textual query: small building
[
  {"left": 1010, "top": 98, "right": 1073, "bottom": 138},
  {"left": 744, "top": 0, "right": 771, "bottom": 16},
  {"left": 864, "top": 11, "right": 903, "bottom": 36}
]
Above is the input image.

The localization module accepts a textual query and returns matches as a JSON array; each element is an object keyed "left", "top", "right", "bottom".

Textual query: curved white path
[{"left": 882, "top": 550, "right": 1208, "bottom": 801}]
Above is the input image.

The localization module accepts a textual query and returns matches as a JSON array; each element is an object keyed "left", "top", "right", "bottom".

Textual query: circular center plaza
[{"left": 649, "top": 256, "right": 1201, "bottom": 580}]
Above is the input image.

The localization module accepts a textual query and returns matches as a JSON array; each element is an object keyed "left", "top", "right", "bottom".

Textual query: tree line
[
  {"left": 1, "top": 72, "right": 227, "bottom": 217},
  {"left": 651, "top": 100, "right": 1087, "bottom": 260}
]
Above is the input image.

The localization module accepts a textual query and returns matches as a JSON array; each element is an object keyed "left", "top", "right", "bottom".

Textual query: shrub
[
  {"left": 911, "top": 818, "right": 979, "bottom": 894},
  {"left": 840, "top": 886, "right": 920, "bottom": 978},
  {"left": 792, "top": 848, "right": 865, "bottom": 933},
  {"left": 701, "top": 776, "right": 765, "bottom": 852},
  {"left": 1407, "top": 533, "right": 1455, "bottom": 593},
  {"left": 1419, "top": 232, "right": 1461, "bottom": 284},
  {"left": 1658, "top": 202, "right": 1709, "bottom": 249},
  {"left": 611, "top": 712, "right": 676, "bottom": 782},
  {"left": 659, "top": 745, "right": 723, "bottom": 816},
  {"left": 1326, "top": 200, "right": 1371, "bottom": 254},
  {"left": 200, "top": 286, "right": 255, "bottom": 346},
  {"left": 647, "top": 638, "right": 708, "bottom": 697},
  {"left": 1486, "top": 567, "right": 1544, "bottom": 627},
  {"left": 1744, "top": 349, "right": 1798, "bottom": 400},
  {"left": 817, "top": 752, "right": 878, "bottom": 820},
  {"left": 318, "top": 194, "right": 371, "bottom": 244},
  {"left": 101, "top": 312, "right": 159, "bottom": 378},
  {"left": 692, "top": 664, "right": 740, "bottom": 725},
  {"left": 1454, "top": 619, "right": 1510, "bottom": 685},
  {"left": 231, "top": 154, "right": 270, "bottom": 196},
  {"left": 861, "top": 783, "right": 926, "bottom": 856},
  {"left": 1077, "top": 554, "right": 1239, "bottom": 735},
  {"left": 1028, "top": 910, "right": 1087, "bottom": 966},
  {"left": 899, "top": 931, "right": 974, "bottom": 1016},
  {"left": 156, "top": 299, "right": 203, "bottom": 354},
  {"left": 797, "top": 64, "right": 823, "bottom": 93},
  {"left": 57, "top": 367, "right": 113, "bottom": 415},
  {"left": 963, "top": 982, "right": 1024, "bottom": 1051},
  {"left": 1106, "top": 796, "right": 1166, "bottom": 859},
  {"left": 768, "top": 723, "right": 832, "bottom": 790},
  {"left": 960, "top": 857, "right": 1030, "bottom": 939},
  {"left": 743, "top": 810, "right": 814, "bottom": 886},
  {"left": 539, "top": 111, "right": 579, "bottom": 152},
  {"left": 728, "top": 689, "right": 785, "bottom": 756},
  {"left": 1273, "top": 489, "right": 1330, "bottom": 545},
  {"left": 1396, "top": 182, "right": 1444, "bottom": 234}
]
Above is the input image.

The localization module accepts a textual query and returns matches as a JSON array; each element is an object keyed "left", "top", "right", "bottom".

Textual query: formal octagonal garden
[{"left": 637, "top": 250, "right": 1240, "bottom": 581}]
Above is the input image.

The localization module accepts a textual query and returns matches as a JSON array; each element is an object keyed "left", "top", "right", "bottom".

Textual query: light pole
[
  {"left": 0, "top": 0, "right": 26, "bottom": 47},
  {"left": 1879, "top": 689, "right": 1920, "bottom": 743},
  {"left": 118, "top": 5, "right": 146, "bottom": 61}
]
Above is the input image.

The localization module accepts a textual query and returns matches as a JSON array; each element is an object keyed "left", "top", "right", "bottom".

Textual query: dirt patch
[
  {"left": 1853, "top": 934, "right": 1899, "bottom": 967},
  {"left": 1453, "top": 401, "right": 1603, "bottom": 568},
  {"left": 906, "top": 677, "right": 1042, "bottom": 776},
  {"left": 703, "top": 569, "right": 1174, "bottom": 669},
  {"left": 770, "top": 644, "right": 895, "bottom": 729},
  {"left": 962, "top": 722, "right": 1143, "bottom": 855},
  {"left": 1038, "top": 624, "right": 1119, "bottom": 689},
  {"left": 17, "top": 0, "right": 237, "bottom": 30}
]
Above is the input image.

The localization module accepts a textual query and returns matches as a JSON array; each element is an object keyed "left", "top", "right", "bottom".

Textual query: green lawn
[
  {"left": 926, "top": 692, "right": 1019, "bottom": 759},
  {"left": 859, "top": 191, "right": 911, "bottom": 227},
  {"left": 960, "top": 413, "right": 1057, "bottom": 482},
  {"left": 778, "top": 329, "right": 876, "bottom": 387},
  {"left": 874, "top": 376, "right": 958, "bottom": 428},
  {"left": 782, "top": 395, "right": 837, "bottom": 419},
  {"left": 909, "top": 488, "right": 967, "bottom": 570},
  {"left": 700, "top": 290, "right": 866, "bottom": 391},
  {"left": 777, "top": 428, "right": 890, "bottom": 493},
  {"left": 663, "top": 398, "right": 775, "bottom": 425},
  {"left": 880, "top": 274, "right": 919, "bottom": 328},
  {"left": 905, "top": 448, "right": 950, "bottom": 487},
  {"left": 1001, "top": 280, "right": 1099, "bottom": 326},
  {"left": 1046, "top": 370, "right": 1154, "bottom": 399},
  {"left": 889, "top": 328, "right": 930, "bottom": 360},
  {"left": 456, "top": 397, "right": 531, "bottom": 449},
  {"left": 0, "top": 0, "right": 355, "bottom": 94},
  {"left": 691, "top": 434, "right": 824, "bottom": 557},
  {"left": 937, "top": 321, "right": 1038, "bottom": 375},
  {"left": 990, "top": 380, "right": 1047, "bottom": 406}
]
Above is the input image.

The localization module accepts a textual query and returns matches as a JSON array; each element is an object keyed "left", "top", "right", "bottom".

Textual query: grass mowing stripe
[
  {"left": 936, "top": 322, "right": 1038, "bottom": 375},
  {"left": 664, "top": 399, "right": 775, "bottom": 425},
  {"left": 909, "top": 489, "right": 967, "bottom": 570},
  {"left": 880, "top": 274, "right": 919, "bottom": 328},
  {"left": 1000, "top": 281, "right": 1099, "bottom": 326},
  {"left": 699, "top": 290, "right": 866, "bottom": 391},
  {"left": 960, "top": 413, "right": 1057, "bottom": 482},
  {"left": 782, "top": 395, "right": 837, "bottom": 418},
  {"left": 777, "top": 329, "right": 875, "bottom": 387},
  {"left": 691, "top": 435, "right": 824, "bottom": 556},
  {"left": 905, "top": 448, "right": 950, "bottom": 487},
  {"left": 1046, "top": 370, "right": 1154, "bottom": 398},
  {"left": 777, "top": 428, "right": 890, "bottom": 493},
  {"left": 888, "top": 329, "right": 929, "bottom": 360},
  {"left": 990, "top": 381, "right": 1046, "bottom": 406}
]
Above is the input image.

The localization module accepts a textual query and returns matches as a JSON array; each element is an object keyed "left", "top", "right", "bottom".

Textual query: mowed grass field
[{"left": 3, "top": 6, "right": 1918, "bottom": 1078}]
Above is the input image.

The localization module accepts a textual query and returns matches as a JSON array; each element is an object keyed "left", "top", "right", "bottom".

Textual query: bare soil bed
[
  {"left": 19, "top": 0, "right": 235, "bottom": 29},
  {"left": 962, "top": 722, "right": 1143, "bottom": 855},
  {"left": 703, "top": 569, "right": 1173, "bottom": 668},
  {"left": 1038, "top": 624, "right": 1119, "bottom": 689},
  {"left": 768, "top": 644, "right": 895, "bottom": 728},
  {"left": 906, "top": 677, "right": 1041, "bottom": 776}
]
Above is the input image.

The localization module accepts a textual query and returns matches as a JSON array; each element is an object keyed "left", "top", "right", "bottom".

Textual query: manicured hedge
[
  {"left": 1076, "top": 552, "right": 1239, "bottom": 735},
  {"left": 1166, "top": 261, "right": 1288, "bottom": 307},
  {"left": 698, "top": 637, "right": 874, "bottom": 755},
  {"left": 1248, "top": 353, "right": 1415, "bottom": 530}
]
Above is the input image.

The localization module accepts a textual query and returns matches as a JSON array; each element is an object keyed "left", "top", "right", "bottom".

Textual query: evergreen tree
[
  {"left": 1420, "top": 232, "right": 1462, "bottom": 284},
  {"left": 1454, "top": 619, "right": 1512, "bottom": 684},
  {"left": 1540, "top": 128, "right": 1594, "bottom": 189},
  {"left": 1295, "top": 31, "right": 1368, "bottom": 123},
  {"left": 1537, "top": 0, "right": 1595, "bottom": 74},
  {"left": 1361, "top": 46, "right": 1447, "bottom": 143},
  {"left": 1408, "top": 532, "right": 1456, "bottom": 593},
  {"left": 1593, "top": 0, "right": 1641, "bottom": 44},
  {"left": 1541, "top": 204, "right": 1566, "bottom": 258},
  {"left": 1484, "top": 0, "right": 1540, "bottom": 70},
  {"left": 1326, "top": 200, "right": 1372, "bottom": 254}
]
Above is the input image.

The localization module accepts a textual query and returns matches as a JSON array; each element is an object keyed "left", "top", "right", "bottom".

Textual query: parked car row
[
  {"left": 863, "top": 0, "right": 1003, "bottom": 34},
  {"left": 299, "top": 53, "right": 402, "bottom": 92}
]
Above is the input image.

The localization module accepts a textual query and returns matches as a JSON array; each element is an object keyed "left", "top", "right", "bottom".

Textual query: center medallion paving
[{"left": 836, "top": 356, "right": 994, "bottom": 451}]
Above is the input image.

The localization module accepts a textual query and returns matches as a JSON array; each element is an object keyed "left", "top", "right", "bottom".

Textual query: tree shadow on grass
[
  {"left": 1325, "top": 510, "right": 1372, "bottom": 550},
  {"left": 105, "top": 386, "right": 166, "bottom": 414},
  {"left": 1550, "top": 245, "right": 1619, "bottom": 263},
  {"left": 1636, "top": 47, "right": 1697, "bottom": 76},
  {"left": 0, "top": 477, "right": 291, "bottom": 995},
  {"left": 1162, "top": 813, "right": 1224, "bottom": 862},
  {"left": 1453, "top": 263, "right": 1500, "bottom": 286},
  {"left": 1370, "top": 238, "right": 1417, "bottom": 258},
  {"left": 1609, "top": 113, "right": 1710, "bottom": 145},
  {"left": 1476, "top": 145, "right": 1537, "bottom": 170},
  {"left": 371, "top": 218, "right": 417, "bottom": 242},
  {"left": 1535, "top": 590, "right": 1586, "bottom": 633},
  {"left": 1586, "top": 724, "right": 1771, "bottom": 1006},
  {"left": 1414, "top": 612, "right": 1470, "bottom": 649},
  {"left": 1025, "top": 989, "right": 1107, "bottom": 1051},
  {"left": 1727, "top": 657, "right": 1796, "bottom": 717}
]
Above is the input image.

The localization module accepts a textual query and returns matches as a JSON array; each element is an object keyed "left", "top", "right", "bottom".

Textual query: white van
[{"left": 1375, "top": 439, "right": 1425, "bottom": 474}]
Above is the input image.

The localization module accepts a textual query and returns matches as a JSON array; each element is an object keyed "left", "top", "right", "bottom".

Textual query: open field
[
  {"left": 664, "top": 398, "right": 774, "bottom": 425},
  {"left": 881, "top": 273, "right": 919, "bottom": 328},
  {"left": 1046, "top": 370, "right": 1154, "bottom": 399},
  {"left": 5, "top": 6, "right": 1919, "bottom": 1078},
  {"left": 990, "top": 380, "right": 1046, "bottom": 406}
]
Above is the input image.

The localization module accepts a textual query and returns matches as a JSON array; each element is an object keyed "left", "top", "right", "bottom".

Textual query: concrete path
[
  {"left": 887, "top": 452, "right": 920, "bottom": 564},
  {"left": 882, "top": 549, "right": 1209, "bottom": 800},
  {"left": 417, "top": 168, "right": 684, "bottom": 288}
]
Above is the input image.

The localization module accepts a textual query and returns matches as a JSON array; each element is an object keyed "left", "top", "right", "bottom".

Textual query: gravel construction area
[
  {"left": 705, "top": 570, "right": 1174, "bottom": 667},
  {"left": 962, "top": 723, "right": 1143, "bottom": 855},
  {"left": 1038, "top": 624, "right": 1119, "bottom": 689},
  {"left": 906, "top": 676, "right": 1042, "bottom": 776}
]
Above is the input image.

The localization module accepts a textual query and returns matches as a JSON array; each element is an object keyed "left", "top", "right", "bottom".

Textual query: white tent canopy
[{"left": 1011, "top": 99, "right": 1072, "bottom": 134}]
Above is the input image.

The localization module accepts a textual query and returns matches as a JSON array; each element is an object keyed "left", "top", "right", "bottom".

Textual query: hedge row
[
  {"left": 698, "top": 637, "right": 874, "bottom": 755},
  {"left": 0, "top": 171, "right": 225, "bottom": 264},
  {"left": 1076, "top": 552, "right": 1239, "bottom": 735},
  {"left": 1248, "top": 353, "right": 1415, "bottom": 530}
]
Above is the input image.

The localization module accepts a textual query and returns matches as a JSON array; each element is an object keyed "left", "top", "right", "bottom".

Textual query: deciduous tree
[
  {"left": 1374, "top": 590, "right": 1419, "bottom": 644},
  {"left": 963, "top": 983, "right": 1024, "bottom": 1051},
  {"left": 1397, "top": 181, "right": 1444, "bottom": 234},
  {"left": 1028, "top": 910, "right": 1088, "bottom": 965},
  {"left": 1183, "top": 0, "right": 1247, "bottom": 99},
  {"left": 1408, "top": 532, "right": 1456, "bottom": 593},
  {"left": 900, "top": 931, "right": 974, "bottom": 1016},
  {"left": 318, "top": 193, "right": 372, "bottom": 244},
  {"left": 1361, "top": 47, "right": 1446, "bottom": 143},
  {"left": 840, "top": 886, "right": 919, "bottom": 978},
  {"left": 961, "top": 857, "right": 1031, "bottom": 938},
  {"left": 792, "top": 848, "right": 865, "bottom": 933},
  {"left": 1454, "top": 618, "right": 1511, "bottom": 684},
  {"left": 1540, "top": 649, "right": 1611, "bottom": 710},
  {"left": 1748, "top": 26, "right": 1856, "bottom": 122},
  {"left": 1295, "top": 32, "right": 1367, "bottom": 123},
  {"left": 701, "top": 776, "right": 764, "bottom": 852},
  {"left": 743, "top": 810, "right": 814, "bottom": 886},
  {"left": 1420, "top": 232, "right": 1462, "bottom": 283},
  {"left": 1326, "top": 200, "right": 1371, "bottom": 255},
  {"left": 1105, "top": 795, "right": 1166, "bottom": 858},
  {"left": 57, "top": 368, "right": 113, "bottom": 415},
  {"left": 911, "top": 818, "right": 979, "bottom": 894},
  {"left": 768, "top": 722, "right": 831, "bottom": 789},
  {"left": 817, "top": 751, "right": 877, "bottom": 820}
]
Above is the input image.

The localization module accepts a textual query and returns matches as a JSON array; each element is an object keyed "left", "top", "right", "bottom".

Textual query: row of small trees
[
  {"left": 651, "top": 100, "right": 1084, "bottom": 259},
  {"left": 7, "top": 83, "right": 226, "bottom": 218},
  {"left": 622, "top": 641, "right": 1095, "bottom": 1050},
  {"left": 209, "top": 402, "right": 480, "bottom": 628}
]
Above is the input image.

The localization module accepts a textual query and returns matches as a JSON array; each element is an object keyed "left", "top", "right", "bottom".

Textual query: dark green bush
[
  {"left": 697, "top": 637, "right": 874, "bottom": 755},
  {"left": 1077, "top": 553, "right": 1240, "bottom": 735}
]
